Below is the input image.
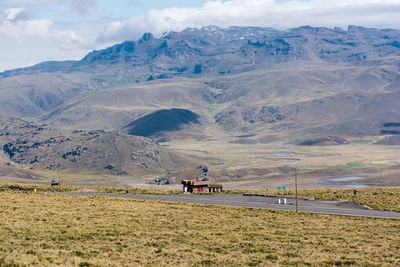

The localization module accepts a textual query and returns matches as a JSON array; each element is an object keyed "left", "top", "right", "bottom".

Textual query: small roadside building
[{"left": 181, "top": 179, "right": 223, "bottom": 193}]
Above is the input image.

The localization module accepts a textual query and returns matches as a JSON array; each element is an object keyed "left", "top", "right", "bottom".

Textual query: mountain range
[{"left": 1, "top": 25, "right": 400, "bottom": 145}]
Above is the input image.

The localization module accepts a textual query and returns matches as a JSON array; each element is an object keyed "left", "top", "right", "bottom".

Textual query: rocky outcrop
[{"left": 0, "top": 117, "right": 193, "bottom": 175}]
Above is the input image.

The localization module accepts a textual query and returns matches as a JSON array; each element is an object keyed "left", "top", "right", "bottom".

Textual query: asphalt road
[{"left": 56, "top": 192, "right": 400, "bottom": 219}]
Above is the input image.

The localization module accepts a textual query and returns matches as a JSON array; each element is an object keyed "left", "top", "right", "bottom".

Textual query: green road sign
[{"left": 277, "top": 186, "right": 286, "bottom": 190}]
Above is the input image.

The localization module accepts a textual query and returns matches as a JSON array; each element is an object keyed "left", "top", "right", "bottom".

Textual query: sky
[{"left": 1, "top": 0, "right": 400, "bottom": 71}]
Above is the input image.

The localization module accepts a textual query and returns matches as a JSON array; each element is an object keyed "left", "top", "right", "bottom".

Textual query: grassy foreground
[{"left": 1, "top": 190, "right": 400, "bottom": 266}]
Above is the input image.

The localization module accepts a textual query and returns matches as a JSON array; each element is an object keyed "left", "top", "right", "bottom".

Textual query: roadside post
[
  {"left": 277, "top": 186, "right": 286, "bottom": 204},
  {"left": 57, "top": 169, "right": 62, "bottom": 188},
  {"left": 295, "top": 171, "right": 298, "bottom": 213}
]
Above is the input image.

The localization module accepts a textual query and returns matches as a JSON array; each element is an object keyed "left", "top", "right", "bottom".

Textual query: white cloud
[
  {"left": 0, "top": 8, "right": 85, "bottom": 45},
  {"left": 0, "top": 8, "right": 51, "bottom": 37},
  {"left": 98, "top": 0, "right": 400, "bottom": 42},
  {"left": 2, "top": 7, "right": 26, "bottom": 20},
  {"left": 0, "top": 7, "right": 92, "bottom": 71}
]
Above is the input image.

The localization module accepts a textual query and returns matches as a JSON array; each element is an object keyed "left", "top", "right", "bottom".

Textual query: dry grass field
[
  {"left": 165, "top": 137, "right": 400, "bottom": 172},
  {"left": 1, "top": 189, "right": 400, "bottom": 266},
  {"left": 163, "top": 137, "right": 400, "bottom": 191}
]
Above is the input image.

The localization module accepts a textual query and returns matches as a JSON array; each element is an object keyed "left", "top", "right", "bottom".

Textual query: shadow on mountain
[
  {"left": 123, "top": 108, "right": 200, "bottom": 137},
  {"left": 296, "top": 136, "right": 349, "bottom": 146}
]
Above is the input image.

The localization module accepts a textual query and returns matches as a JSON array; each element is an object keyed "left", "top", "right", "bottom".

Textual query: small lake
[
  {"left": 339, "top": 184, "right": 369, "bottom": 188},
  {"left": 316, "top": 176, "right": 369, "bottom": 188},
  {"left": 326, "top": 176, "right": 365, "bottom": 182}
]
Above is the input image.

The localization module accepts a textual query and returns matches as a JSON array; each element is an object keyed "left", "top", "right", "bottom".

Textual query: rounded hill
[{"left": 123, "top": 108, "right": 200, "bottom": 138}]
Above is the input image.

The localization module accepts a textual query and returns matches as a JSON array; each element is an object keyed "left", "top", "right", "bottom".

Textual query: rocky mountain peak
[
  {"left": 2, "top": 25, "right": 400, "bottom": 81},
  {"left": 139, "top": 32, "right": 154, "bottom": 42}
]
